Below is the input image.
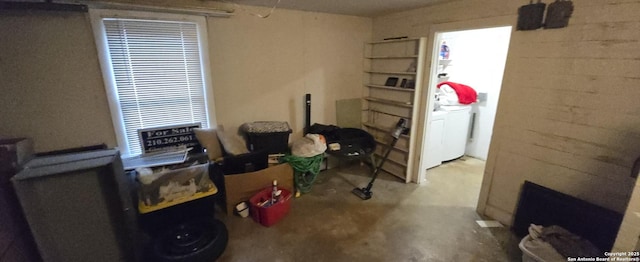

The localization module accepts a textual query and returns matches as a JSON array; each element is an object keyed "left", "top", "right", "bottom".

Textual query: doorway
[{"left": 417, "top": 26, "right": 512, "bottom": 203}]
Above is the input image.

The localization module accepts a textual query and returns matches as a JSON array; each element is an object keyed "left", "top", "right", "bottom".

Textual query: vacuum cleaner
[{"left": 352, "top": 118, "right": 408, "bottom": 200}]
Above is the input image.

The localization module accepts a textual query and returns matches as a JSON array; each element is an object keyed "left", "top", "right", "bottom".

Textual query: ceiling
[{"left": 218, "top": 0, "right": 447, "bottom": 17}]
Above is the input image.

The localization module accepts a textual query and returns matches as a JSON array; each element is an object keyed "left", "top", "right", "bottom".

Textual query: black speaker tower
[{"left": 304, "top": 93, "right": 311, "bottom": 135}]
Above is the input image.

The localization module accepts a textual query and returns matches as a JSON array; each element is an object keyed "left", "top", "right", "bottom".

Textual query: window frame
[{"left": 89, "top": 9, "right": 217, "bottom": 157}]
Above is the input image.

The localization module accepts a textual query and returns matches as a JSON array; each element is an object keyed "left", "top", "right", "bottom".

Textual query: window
[{"left": 90, "top": 10, "right": 215, "bottom": 157}]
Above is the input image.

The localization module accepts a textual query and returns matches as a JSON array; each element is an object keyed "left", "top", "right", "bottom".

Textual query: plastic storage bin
[
  {"left": 137, "top": 162, "right": 217, "bottom": 213},
  {"left": 241, "top": 121, "right": 292, "bottom": 154},
  {"left": 249, "top": 187, "right": 292, "bottom": 227},
  {"left": 519, "top": 234, "right": 566, "bottom": 262},
  {"left": 520, "top": 235, "right": 545, "bottom": 262}
]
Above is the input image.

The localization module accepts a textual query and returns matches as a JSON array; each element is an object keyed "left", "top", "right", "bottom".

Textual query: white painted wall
[
  {"left": 439, "top": 27, "right": 511, "bottom": 160},
  {"left": 0, "top": 12, "right": 117, "bottom": 152},
  {"left": 208, "top": 7, "right": 372, "bottom": 140}
]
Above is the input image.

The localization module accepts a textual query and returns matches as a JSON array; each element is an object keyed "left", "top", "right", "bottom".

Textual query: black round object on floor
[{"left": 152, "top": 218, "right": 228, "bottom": 262}]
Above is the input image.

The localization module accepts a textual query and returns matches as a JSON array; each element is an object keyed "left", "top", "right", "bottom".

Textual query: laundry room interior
[{"left": 421, "top": 26, "right": 512, "bottom": 189}]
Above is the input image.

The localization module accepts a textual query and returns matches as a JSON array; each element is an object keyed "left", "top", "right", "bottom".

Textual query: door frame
[{"left": 410, "top": 15, "right": 516, "bottom": 213}]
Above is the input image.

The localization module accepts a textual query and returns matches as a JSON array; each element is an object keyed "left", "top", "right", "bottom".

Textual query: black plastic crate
[{"left": 241, "top": 122, "right": 291, "bottom": 154}]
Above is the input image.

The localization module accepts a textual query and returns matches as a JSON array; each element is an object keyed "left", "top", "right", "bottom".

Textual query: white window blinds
[{"left": 102, "top": 18, "right": 209, "bottom": 156}]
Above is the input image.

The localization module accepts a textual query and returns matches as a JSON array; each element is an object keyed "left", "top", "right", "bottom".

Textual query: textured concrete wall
[{"left": 372, "top": 0, "right": 640, "bottom": 226}]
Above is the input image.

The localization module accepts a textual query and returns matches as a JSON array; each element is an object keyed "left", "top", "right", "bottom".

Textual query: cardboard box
[{"left": 223, "top": 163, "right": 294, "bottom": 215}]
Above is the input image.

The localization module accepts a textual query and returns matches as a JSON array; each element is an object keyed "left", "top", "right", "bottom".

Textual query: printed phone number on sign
[{"left": 146, "top": 135, "right": 195, "bottom": 147}]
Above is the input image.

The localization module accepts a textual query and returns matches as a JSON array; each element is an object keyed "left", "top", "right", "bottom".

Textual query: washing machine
[{"left": 440, "top": 105, "right": 472, "bottom": 161}]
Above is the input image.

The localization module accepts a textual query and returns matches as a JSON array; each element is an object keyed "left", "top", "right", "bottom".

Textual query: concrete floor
[{"left": 216, "top": 157, "right": 522, "bottom": 262}]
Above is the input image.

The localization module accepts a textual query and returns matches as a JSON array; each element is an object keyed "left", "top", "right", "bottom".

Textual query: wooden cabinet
[{"left": 362, "top": 38, "right": 427, "bottom": 182}]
